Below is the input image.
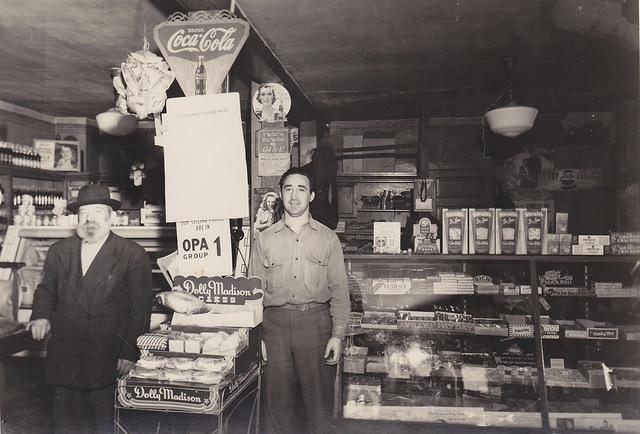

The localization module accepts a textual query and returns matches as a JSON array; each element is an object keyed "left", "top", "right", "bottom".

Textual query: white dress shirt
[{"left": 81, "top": 232, "right": 110, "bottom": 275}]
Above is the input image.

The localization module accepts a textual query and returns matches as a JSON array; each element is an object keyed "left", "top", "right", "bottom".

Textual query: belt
[{"left": 277, "top": 302, "right": 328, "bottom": 312}]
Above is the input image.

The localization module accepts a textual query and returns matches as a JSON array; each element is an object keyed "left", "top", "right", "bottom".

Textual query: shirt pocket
[
  {"left": 263, "top": 254, "right": 285, "bottom": 292},
  {"left": 303, "top": 253, "right": 329, "bottom": 291}
]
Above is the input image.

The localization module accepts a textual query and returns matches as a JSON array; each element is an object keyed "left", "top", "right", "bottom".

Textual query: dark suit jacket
[{"left": 31, "top": 231, "right": 152, "bottom": 389}]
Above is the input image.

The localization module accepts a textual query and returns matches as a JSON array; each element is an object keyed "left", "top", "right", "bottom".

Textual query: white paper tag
[
  {"left": 550, "top": 358, "right": 565, "bottom": 369},
  {"left": 176, "top": 219, "right": 232, "bottom": 277}
]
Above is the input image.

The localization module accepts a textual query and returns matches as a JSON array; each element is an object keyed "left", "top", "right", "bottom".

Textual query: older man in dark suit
[{"left": 27, "top": 184, "right": 152, "bottom": 434}]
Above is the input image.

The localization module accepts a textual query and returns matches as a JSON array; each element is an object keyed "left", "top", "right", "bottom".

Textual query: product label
[
  {"left": 587, "top": 328, "right": 618, "bottom": 340},
  {"left": 118, "top": 382, "right": 218, "bottom": 413},
  {"left": 498, "top": 211, "right": 518, "bottom": 254},
  {"left": 472, "top": 210, "right": 493, "bottom": 254},
  {"left": 525, "top": 210, "right": 544, "bottom": 255},
  {"left": 173, "top": 276, "right": 263, "bottom": 305},
  {"left": 446, "top": 210, "right": 466, "bottom": 254}
]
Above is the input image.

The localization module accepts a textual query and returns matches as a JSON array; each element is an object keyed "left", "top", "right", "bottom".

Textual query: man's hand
[
  {"left": 117, "top": 359, "right": 136, "bottom": 377},
  {"left": 324, "top": 337, "right": 342, "bottom": 365},
  {"left": 261, "top": 339, "right": 267, "bottom": 362},
  {"left": 26, "top": 319, "right": 51, "bottom": 341}
]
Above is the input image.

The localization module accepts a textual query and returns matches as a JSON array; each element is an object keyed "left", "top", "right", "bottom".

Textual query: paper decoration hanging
[
  {"left": 153, "top": 11, "right": 250, "bottom": 96},
  {"left": 115, "top": 36, "right": 175, "bottom": 119}
]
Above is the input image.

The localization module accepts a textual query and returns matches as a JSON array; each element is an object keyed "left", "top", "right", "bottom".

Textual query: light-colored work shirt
[{"left": 249, "top": 216, "right": 350, "bottom": 338}]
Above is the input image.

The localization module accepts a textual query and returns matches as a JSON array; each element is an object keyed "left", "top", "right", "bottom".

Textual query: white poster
[
  {"left": 258, "top": 153, "right": 291, "bottom": 176},
  {"left": 176, "top": 219, "right": 232, "bottom": 277},
  {"left": 163, "top": 93, "right": 249, "bottom": 222}
]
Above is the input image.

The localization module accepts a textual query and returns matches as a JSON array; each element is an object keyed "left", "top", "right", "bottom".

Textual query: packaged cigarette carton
[
  {"left": 373, "top": 222, "right": 401, "bottom": 254},
  {"left": 578, "top": 235, "right": 611, "bottom": 246},
  {"left": 547, "top": 234, "right": 560, "bottom": 255},
  {"left": 555, "top": 212, "right": 569, "bottom": 234},
  {"left": 572, "top": 244, "right": 604, "bottom": 256}
]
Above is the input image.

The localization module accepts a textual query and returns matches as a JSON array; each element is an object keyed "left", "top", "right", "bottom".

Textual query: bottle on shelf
[{"left": 0, "top": 142, "right": 43, "bottom": 168}]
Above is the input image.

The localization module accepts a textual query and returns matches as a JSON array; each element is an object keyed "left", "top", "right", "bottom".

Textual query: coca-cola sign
[
  {"left": 154, "top": 19, "right": 249, "bottom": 96},
  {"left": 159, "top": 24, "right": 243, "bottom": 59}
]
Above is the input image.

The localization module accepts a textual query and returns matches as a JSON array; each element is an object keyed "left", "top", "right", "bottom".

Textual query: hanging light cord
[{"left": 481, "top": 86, "right": 508, "bottom": 159}]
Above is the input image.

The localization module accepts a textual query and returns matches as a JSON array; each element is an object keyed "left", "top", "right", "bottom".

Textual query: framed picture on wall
[{"left": 33, "top": 139, "right": 81, "bottom": 172}]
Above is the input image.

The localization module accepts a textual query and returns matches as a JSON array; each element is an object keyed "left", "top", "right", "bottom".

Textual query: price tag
[
  {"left": 550, "top": 358, "right": 565, "bottom": 369},
  {"left": 176, "top": 219, "right": 232, "bottom": 277}
]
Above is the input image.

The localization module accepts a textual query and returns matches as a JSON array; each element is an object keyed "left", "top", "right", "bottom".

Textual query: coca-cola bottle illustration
[{"left": 195, "top": 56, "right": 206, "bottom": 95}]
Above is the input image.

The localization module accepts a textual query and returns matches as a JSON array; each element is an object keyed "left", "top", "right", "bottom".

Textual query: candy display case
[
  {"left": 0, "top": 225, "right": 177, "bottom": 326},
  {"left": 340, "top": 254, "right": 640, "bottom": 432},
  {"left": 537, "top": 257, "right": 640, "bottom": 433}
]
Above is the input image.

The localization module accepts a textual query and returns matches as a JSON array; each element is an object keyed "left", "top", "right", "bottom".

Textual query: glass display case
[
  {"left": 537, "top": 257, "right": 640, "bottom": 433},
  {"left": 340, "top": 254, "right": 640, "bottom": 432},
  {"left": 0, "top": 226, "right": 177, "bottom": 326}
]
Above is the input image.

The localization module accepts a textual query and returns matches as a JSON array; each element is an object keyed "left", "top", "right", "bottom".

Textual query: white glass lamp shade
[
  {"left": 485, "top": 105, "right": 538, "bottom": 137},
  {"left": 96, "top": 108, "right": 138, "bottom": 136}
]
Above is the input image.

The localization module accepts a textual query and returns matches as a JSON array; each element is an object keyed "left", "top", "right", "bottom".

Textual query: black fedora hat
[{"left": 67, "top": 184, "right": 121, "bottom": 213}]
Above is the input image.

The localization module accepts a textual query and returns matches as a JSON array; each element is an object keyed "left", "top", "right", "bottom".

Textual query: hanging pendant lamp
[
  {"left": 484, "top": 57, "right": 538, "bottom": 138},
  {"left": 96, "top": 68, "right": 138, "bottom": 136}
]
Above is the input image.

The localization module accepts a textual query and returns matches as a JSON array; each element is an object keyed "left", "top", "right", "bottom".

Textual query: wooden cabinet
[{"left": 428, "top": 162, "right": 494, "bottom": 215}]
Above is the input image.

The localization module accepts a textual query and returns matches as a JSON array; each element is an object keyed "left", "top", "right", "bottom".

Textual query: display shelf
[
  {"left": 0, "top": 165, "right": 70, "bottom": 181},
  {"left": 342, "top": 253, "right": 640, "bottom": 431},
  {"left": 346, "top": 254, "right": 640, "bottom": 263},
  {"left": 357, "top": 209, "right": 412, "bottom": 212},
  {"left": 14, "top": 225, "right": 176, "bottom": 239},
  {"left": 535, "top": 255, "right": 640, "bottom": 263}
]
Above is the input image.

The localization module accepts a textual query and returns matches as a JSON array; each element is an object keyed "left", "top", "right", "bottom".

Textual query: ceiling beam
[{"left": 231, "top": 2, "right": 328, "bottom": 123}]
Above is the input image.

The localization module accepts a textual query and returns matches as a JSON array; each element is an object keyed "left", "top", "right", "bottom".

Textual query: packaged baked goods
[
  {"left": 130, "top": 367, "right": 164, "bottom": 380},
  {"left": 156, "top": 290, "right": 209, "bottom": 315},
  {"left": 193, "top": 357, "right": 232, "bottom": 373},
  {"left": 164, "top": 357, "right": 194, "bottom": 370},
  {"left": 183, "top": 333, "right": 204, "bottom": 354},
  {"left": 136, "top": 332, "right": 169, "bottom": 351},
  {"left": 137, "top": 355, "right": 166, "bottom": 370},
  {"left": 164, "top": 368, "right": 193, "bottom": 382},
  {"left": 168, "top": 337, "right": 185, "bottom": 352},
  {"left": 196, "top": 371, "right": 225, "bottom": 385}
]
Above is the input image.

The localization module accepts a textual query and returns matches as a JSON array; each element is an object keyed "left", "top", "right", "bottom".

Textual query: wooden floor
[
  {"left": 1, "top": 357, "right": 52, "bottom": 434},
  {"left": 1, "top": 356, "right": 546, "bottom": 434}
]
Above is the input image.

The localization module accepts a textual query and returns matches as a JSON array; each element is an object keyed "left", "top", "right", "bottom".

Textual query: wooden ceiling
[{"left": 0, "top": 0, "right": 637, "bottom": 121}]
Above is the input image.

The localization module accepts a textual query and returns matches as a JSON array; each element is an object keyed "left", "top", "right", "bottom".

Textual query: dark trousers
[
  {"left": 262, "top": 304, "right": 337, "bottom": 434},
  {"left": 52, "top": 384, "right": 115, "bottom": 434}
]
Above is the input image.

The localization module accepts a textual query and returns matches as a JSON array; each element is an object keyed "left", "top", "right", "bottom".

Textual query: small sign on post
[{"left": 176, "top": 219, "right": 233, "bottom": 277}]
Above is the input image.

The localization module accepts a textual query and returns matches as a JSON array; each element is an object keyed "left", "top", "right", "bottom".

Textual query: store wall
[
  {"left": 329, "top": 119, "right": 419, "bottom": 175},
  {"left": 0, "top": 101, "right": 55, "bottom": 145},
  {"left": 327, "top": 112, "right": 628, "bottom": 234}
]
